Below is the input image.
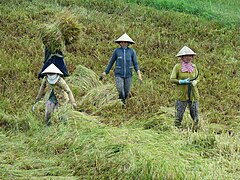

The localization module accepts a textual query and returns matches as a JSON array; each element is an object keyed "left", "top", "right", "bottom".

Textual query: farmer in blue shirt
[{"left": 100, "top": 33, "right": 142, "bottom": 104}]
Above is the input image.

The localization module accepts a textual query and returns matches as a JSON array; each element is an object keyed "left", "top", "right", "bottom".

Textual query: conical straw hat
[
  {"left": 176, "top": 46, "right": 196, "bottom": 57},
  {"left": 42, "top": 63, "right": 63, "bottom": 75},
  {"left": 115, "top": 33, "right": 135, "bottom": 44}
]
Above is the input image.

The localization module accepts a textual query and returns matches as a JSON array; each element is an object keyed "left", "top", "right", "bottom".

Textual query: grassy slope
[
  {"left": 125, "top": 0, "right": 240, "bottom": 27},
  {"left": 0, "top": 0, "right": 240, "bottom": 179}
]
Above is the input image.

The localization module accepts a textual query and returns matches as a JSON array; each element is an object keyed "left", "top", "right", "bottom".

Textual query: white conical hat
[
  {"left": 115, "top": 33, "right": 135, "bottom": 44},
  {"left": 41, "top": 63, "right": 63, "bottom": 75},
  {"left": 176, "top": 46, "right": 196, "bottom": 57}
]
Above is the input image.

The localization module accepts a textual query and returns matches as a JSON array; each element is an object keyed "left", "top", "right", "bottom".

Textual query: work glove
[
  {"left": 191, "top": 80, "right": 197, "bottom": 86},
  {"left": 179, "top": 78, "right": 190, "bottom": 84}
]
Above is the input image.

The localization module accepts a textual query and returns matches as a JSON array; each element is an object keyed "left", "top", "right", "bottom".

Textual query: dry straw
[
  {"left": 39, "top": 23, "right": 65, "bottom": 53},
  {"left": 67, "top": 64, "right": 102, "bottom": 96},
  {"left": 80, "top": 84, "right": 121, "bottom": 114},
  {"left": 38, "top": 10, "right": 81, "bottom": 54},
  {"left": 56, "top": 10, "right": 82, "bottom": 45}
]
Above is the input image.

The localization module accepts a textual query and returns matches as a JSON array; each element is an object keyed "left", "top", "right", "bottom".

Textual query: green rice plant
[
  {"left": 205, "top": 123, "right": 229, "bottom": 134},
  {"left": 0, "top": 109, "right": 38, "bottom": 132},
  {"left": 0, "top": 96, "right": 13, "bottom": 113},
  {"left": 126, "top": 106, "right": 175, "bottom": 132},
  {"left": 124, "top": 0, "right": 240, "bottom": 27},
  {"left": 1, "top": 0, "right": 239, "bottom": 126},
  {"left": 0, "top": 109, "right": 239, "bottom": 179},
  {"left": 186, "top": 132, "right": 216, "bottom": 151},
  {"left": 0, "top": 130, "right": 70, "bottom": 179},
  {"left": 0, "top": 110, "right": 17, "bottom": 131},
  {"left": 32, "top": 100, "right": 45, "bottom": 121},
  {"left": 215, "top": 133, "right": 240, "bottom": 159}
]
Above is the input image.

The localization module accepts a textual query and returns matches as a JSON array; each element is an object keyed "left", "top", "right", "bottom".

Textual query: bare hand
[
  {"left": 99, "top": 72, "right": 106, "bottom": 81},
  {"left": 72, "top": 103, "right": 78, "bottom": 110}
]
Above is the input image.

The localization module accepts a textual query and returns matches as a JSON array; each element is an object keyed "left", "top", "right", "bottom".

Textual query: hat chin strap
[{"left": 47, "top": 74, "right": 60, "bottom": 84}]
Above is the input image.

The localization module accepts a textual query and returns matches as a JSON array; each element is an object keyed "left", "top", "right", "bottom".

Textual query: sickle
[{"left": 190, "top": 66, "right": 199, "bottom": 81}]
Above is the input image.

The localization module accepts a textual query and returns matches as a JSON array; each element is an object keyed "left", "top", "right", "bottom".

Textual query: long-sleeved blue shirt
[{"left": 104, "top": 47, "right": 139, "bottom": 77}]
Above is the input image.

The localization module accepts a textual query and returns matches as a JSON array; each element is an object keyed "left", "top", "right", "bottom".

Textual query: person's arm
[
  {"left": 104, "top": 49, "right": 117, "bottom": 74},
  {"left": 100, "top": 49, "right": 117, "bottom": 80},
  {"left": 132, "top": 49, "right": 139, "bottom": 72},
  {"left": 170, "top": 64, "right": 180, "bottom": 84},
  {"left": 35, "top": 77, "right": 47, "bottom": 102},
  {"left": 60, "top": 78, "right": 77, "bottom": 109},
  {"left": 132, "top": 49, "right": 142, "bottom": 82}
]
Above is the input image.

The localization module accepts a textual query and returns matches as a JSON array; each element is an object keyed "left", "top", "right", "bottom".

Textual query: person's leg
[
  {"left": 189, "top": 101, "right": 199, "bottom": 132},
  {"left": 175, "top": 100, "right": 187, "bottom": 128},
  {"left": 44, "top": 100, "right": 56, "bottom": 126},
  {"left": 115, "top": 77, "right": 125, "bottom": 103},
  {"left": 124, "top": 77, "right": 132, "bottom": 100}
]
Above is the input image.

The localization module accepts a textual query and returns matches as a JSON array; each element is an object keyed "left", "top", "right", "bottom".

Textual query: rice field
[{"left": 0, "top": 0, "right": 240, "bottom": 179}]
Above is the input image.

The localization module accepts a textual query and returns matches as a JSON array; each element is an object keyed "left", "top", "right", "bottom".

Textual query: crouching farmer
[{"left": 34, "top": 63, "right": 77, "bottom": 125}]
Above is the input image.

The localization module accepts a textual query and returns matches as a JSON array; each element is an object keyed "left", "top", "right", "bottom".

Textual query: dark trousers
[
  {"left": 115, "top": 76, "right": 132, "bottom": 103},
  {"left": 175, "top": 100, "right": 199, "bottom": 128}
]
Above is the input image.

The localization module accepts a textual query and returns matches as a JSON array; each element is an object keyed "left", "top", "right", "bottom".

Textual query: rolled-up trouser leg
[
  {"left": 189, "top": 101, "right": 199, "bottom": 131},
  {"left": 124, "top": 77, "right": 132, "bottom": 99},
  {"left": 175, "top": 100, "right": 187, "bottom": 127},
  {"left": 44, "top": 100, "right": 56, "bottom": 126},
  {"left": 116, "top": 77, "right": 125, "bottom": 103}
]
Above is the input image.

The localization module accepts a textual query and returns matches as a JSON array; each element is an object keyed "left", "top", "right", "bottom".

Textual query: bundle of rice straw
[
  {"left": 39, "top": 23, "right": 65, "bottom": 53},
  {"left": 79, "top": 84, "right": 121, "bottom": 114},
  {"left": 56, "top": 10, "right": 81, "bottom": 45},
  {"left": 67, "top": 65, "right": 102, "bottom": 96}
]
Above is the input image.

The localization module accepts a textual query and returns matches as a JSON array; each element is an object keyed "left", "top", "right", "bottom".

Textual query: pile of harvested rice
[
  {"left": 39, "top": 10, "right": 81, "bottom": 53},
  {"left": 56, "top": 10, "right": 82, "bottom": 45},
  {"left": 67, "top": 64, "right": 102, "bottom": 96},
  {"left": 79, "top": 83, "right": 121, "bottom": 114},
  {"left": 39, "top": 23, "right": 65, "bottom": 53}
]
